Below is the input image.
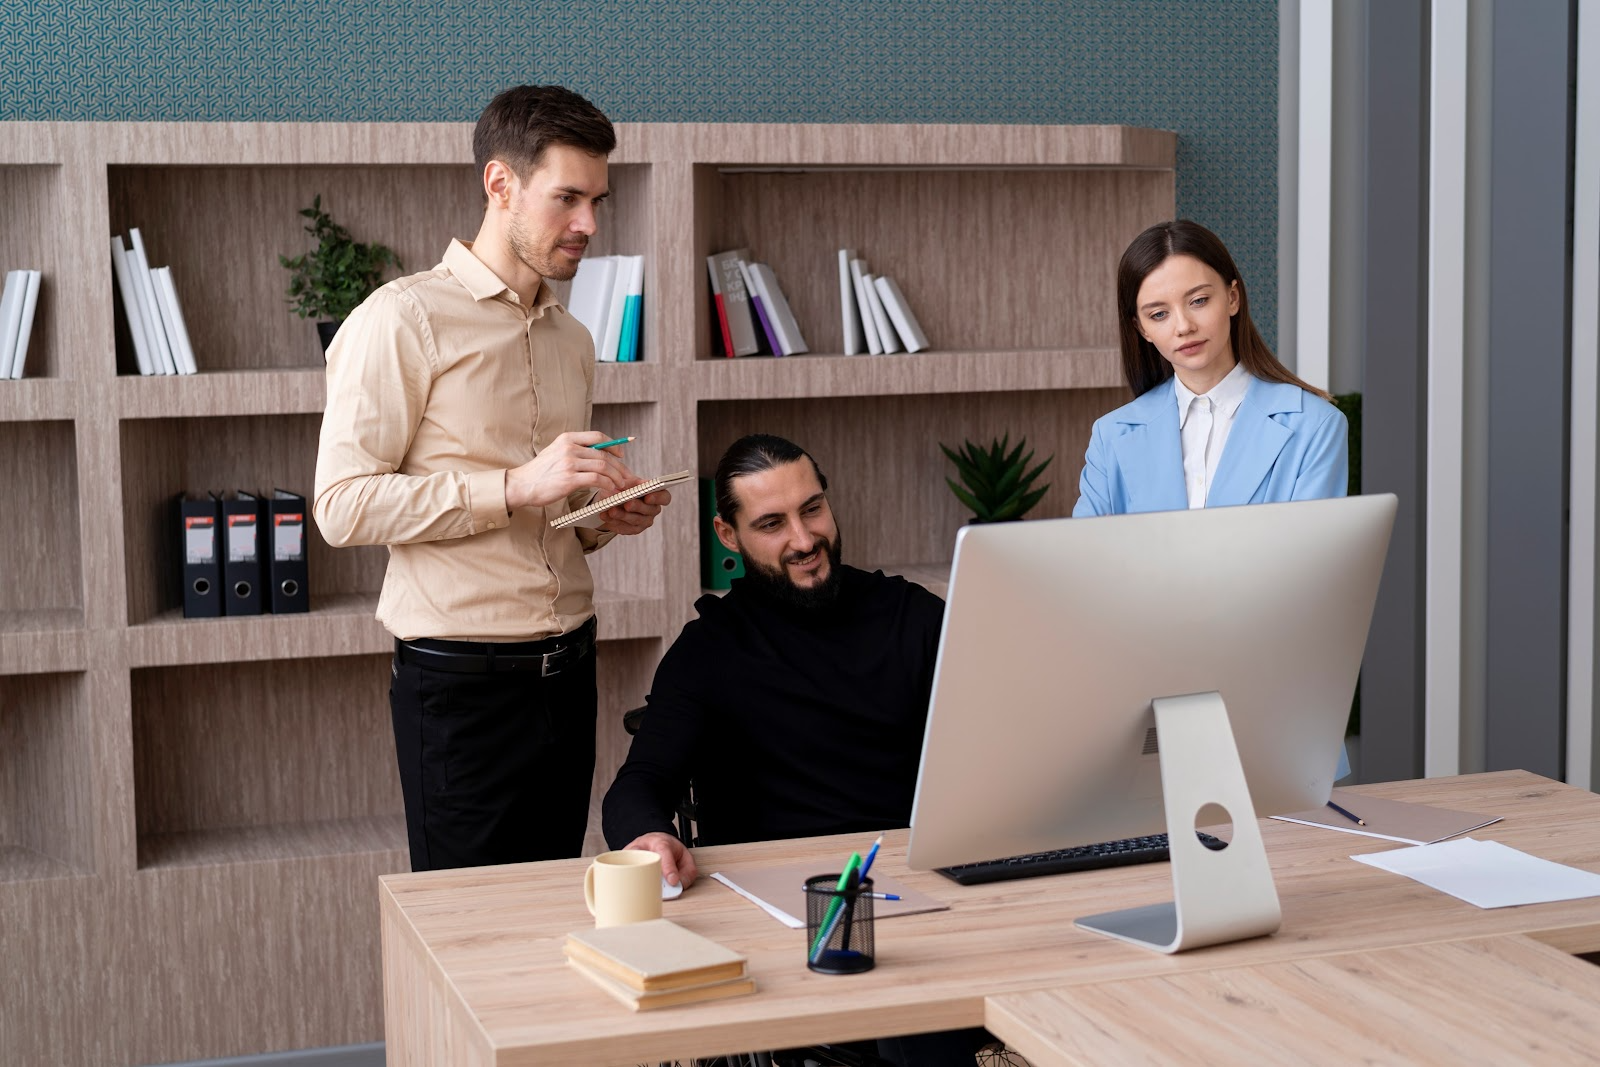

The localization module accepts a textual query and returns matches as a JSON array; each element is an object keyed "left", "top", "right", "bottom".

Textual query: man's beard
[
  {"left": 506, "top": 211, "right": 581, "bottom": 281},
  {"left": 739, "top": 532, "right": 845, "bottom": 612}
]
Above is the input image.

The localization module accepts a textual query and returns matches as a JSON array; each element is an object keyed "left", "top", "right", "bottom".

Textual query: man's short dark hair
[
  {"left": 714, "top": 434, "right": 828, "bottom": 524},
  {"left": 472, "top": 85, "right": 616, "bottom": 181}
]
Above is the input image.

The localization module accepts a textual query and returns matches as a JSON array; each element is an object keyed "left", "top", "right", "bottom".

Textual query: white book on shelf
[
  {"left": 10, "top": 269, "right": 42, "bottom": 378},
  {"left": 861, "top": 271, "right": 900, "bottom": 353},
  {"left": 873, "top": 275, "right": 929, "bottom": 354},
  {"left": 596, "top": 252, "right": 633, "bottom": 362},
  {"left": 110, "top": 236, "right": 156, "bottom": 376},
  {"left": 566, "top": 254, "right": 616, "bottom": 354},
  {"left": 127, "top": 228, "right": 178, "bottom": 375},
  {"left": 848, "top": 258, "right": 884, "bottom": 354},
  {"left": 151, "top": 267, "right": 198, "bottom": 375},
  {"left": 0, "top": 270, "right": 23, "bottom": 379},
  {"left": 838, "top": 248, "right": 865, "bottom": 356},
  {"left": 750, "top": 262, "right": 808, "bottom": 355}
]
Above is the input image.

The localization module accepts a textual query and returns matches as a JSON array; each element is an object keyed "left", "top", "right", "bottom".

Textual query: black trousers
[{"left": 389, "top": 644, "right": 597, "bottom": 872}]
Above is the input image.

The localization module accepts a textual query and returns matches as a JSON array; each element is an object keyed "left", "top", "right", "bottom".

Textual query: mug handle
[{"left": 583, "top": 861, "right": 598, "bottom": 916}]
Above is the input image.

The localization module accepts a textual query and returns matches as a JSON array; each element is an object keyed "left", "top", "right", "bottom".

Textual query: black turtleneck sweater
[{"left": 602, "top": 565, "right": 946, "bottom": 849}]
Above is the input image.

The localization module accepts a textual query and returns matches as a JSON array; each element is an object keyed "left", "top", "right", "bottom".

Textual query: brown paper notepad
[
  {"left": 1271, "top": 789, "right": 1503, "bottom": 845},
  {"left": 551, "top": 470, "right": 693, "bottom": 529},
  {"left": 710, "top": 862, "right": 948, "bottom": 928}
]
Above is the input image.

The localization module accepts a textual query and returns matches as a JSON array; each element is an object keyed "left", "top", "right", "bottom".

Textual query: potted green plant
[
  {"left": 941, "top": 434, "right": 1053, "bottom": 523},
  {"left": 279, "top": 195, "right": 401, "bottom": 352}
]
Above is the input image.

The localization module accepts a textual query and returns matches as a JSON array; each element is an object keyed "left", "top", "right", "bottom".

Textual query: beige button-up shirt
[{"left": 314, "top": 239, "right": 612, "bottom": 641}]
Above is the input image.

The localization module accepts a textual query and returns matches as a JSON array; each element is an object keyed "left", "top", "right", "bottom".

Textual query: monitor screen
[{"left": 906, "top": 494, "right": 1396, "bottom": 872}]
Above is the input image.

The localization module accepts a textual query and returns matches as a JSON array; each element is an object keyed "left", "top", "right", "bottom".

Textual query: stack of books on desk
[{"left": 564, "top": 918, "right": 755, "bottom": 1011}]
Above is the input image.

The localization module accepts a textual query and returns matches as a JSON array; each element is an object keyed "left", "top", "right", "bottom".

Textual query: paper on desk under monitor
[
  {"left": 710, "top": 862, "right": 948, "bottom": 929},
  {"left": 1353, "top": 837, "right": 1600, "bottom": 909},
  {"left": 1271, "top": 789, "right": 1503, "bottom": 844}
]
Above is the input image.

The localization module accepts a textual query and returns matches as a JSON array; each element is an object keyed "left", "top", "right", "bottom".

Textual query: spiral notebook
[{"left": 551, "top": 470, "right": 693, "bottom": 530}]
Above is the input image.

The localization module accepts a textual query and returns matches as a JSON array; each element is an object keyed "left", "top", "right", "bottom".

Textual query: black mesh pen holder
[{"left": 804, "top": 874, "right": 876, "bottom": 974}]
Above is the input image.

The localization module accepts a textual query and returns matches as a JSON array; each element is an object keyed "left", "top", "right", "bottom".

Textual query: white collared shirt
[{"left": 1174, "top": 362, "right": 1251, "bottom": 509}]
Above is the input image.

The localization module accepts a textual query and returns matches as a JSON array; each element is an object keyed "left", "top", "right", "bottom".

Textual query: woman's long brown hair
[{"left": 1116, "top": 220, "right": 1332, "bottom": 401}]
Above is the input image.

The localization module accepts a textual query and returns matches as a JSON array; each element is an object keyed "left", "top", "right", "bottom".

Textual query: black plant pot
[{"left": 316, "top": 320, "right": 343, "bottom": 354}]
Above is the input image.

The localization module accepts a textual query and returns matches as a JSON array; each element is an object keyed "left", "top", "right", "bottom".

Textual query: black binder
[
  {"left": 221, "top": 491, "right": 266, "bottom": 616},
  {"left": 178, "top": 492, "right": 223, "bottom": 618},
  {"left": 267, "top": 488, "right": 310, "bottom": 614}
]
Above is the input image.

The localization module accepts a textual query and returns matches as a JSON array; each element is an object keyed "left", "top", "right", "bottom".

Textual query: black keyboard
[{"left": 934, "top": 832, "right": 1228, "bottom": 886}]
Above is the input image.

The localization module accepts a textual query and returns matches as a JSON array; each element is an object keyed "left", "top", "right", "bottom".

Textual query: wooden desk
[
  {"left": 379, "top": 772, "right": 1600, "bottom": 1066},
  {"left": 985, "top": 935, "right": 1600, "bottom": 1066}
]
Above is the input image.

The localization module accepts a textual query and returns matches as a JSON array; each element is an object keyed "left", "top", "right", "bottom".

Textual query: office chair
[{"left": 622, "top": 705, "right": 700, "bottom": 846}]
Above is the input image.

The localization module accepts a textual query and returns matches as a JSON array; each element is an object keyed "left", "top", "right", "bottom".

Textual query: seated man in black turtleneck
[{"left": 602, "top": 433, "right": 988, "bottom": 1067}]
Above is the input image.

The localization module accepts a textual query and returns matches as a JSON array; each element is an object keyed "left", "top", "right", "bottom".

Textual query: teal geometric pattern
[{"left": 1, "top": 0, "right": 1280, "bottom": 342}]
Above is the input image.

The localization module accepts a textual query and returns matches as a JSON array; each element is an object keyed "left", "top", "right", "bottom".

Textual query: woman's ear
[{"left": 1227, "top": 280, "right": 1241, "bottom": 316}]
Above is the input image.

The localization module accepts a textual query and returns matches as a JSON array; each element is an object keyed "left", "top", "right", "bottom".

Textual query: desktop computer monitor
[{"left": 905, "top": 494, "right": 1396, "bottom": 952}]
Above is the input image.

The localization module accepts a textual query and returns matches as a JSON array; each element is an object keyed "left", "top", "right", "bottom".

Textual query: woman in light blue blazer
[{"left": 1074, "top": 220, "right": 1347, "bottom": 518}]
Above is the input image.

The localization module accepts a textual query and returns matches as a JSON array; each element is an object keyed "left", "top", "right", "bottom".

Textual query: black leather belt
[{"left": 395, "top": 617, "right": 596, "bottom": 677}]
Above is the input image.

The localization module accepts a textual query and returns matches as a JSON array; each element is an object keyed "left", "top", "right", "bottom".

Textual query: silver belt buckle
[{"left": 540, "top": 648, "right": 563, "bottom": 678}]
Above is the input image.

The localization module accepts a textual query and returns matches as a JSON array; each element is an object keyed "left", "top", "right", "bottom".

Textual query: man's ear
[
  {"left": 712, "top": 515, "right": 740, "bottom": 554},
  {"left": 482, "top": 159, "right": 515, "bottom": 210}
]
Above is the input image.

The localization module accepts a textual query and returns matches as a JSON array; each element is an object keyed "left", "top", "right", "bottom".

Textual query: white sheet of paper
[
  {"left": 1352, "top": 837, "right": 1600, "bottom": 909},
  {"left": 710, "top": 872, "right": 804, "bottom": 928}
]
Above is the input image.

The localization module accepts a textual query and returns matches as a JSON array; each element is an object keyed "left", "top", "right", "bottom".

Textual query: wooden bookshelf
[{"left": 0, "top": 120, "right": 1172, "bottom": 1066}]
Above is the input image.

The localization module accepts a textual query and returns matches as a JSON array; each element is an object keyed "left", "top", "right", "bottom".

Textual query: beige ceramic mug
[{"left": 583, "top": 849, "right": 664, "bottom": 927}]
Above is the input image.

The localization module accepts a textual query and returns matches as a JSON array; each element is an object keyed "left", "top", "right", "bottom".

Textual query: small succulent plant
[{"left": 940, "top": 434, "right": 1053, "bottom": 523}]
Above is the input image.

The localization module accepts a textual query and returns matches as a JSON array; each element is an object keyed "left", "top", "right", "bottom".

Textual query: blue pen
[{"left": 858, "top": 834, "right": 884, "bottom": 881}]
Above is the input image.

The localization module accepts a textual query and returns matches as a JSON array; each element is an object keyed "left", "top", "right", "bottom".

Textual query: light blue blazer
[{"left": 1072, "top": 376, "right": 1348, "bottom": 518}]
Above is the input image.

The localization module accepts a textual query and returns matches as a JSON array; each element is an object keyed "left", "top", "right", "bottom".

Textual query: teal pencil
[{"left": 589, "top": 436, "right": 635, "bottom": 450}]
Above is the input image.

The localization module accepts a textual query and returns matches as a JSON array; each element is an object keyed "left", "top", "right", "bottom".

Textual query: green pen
[
  {"left": 808, "top": 851, "right": 862, "bottom": 962},
  {"left": 589, "top": 436, "right": 635, "bottom": 450}
]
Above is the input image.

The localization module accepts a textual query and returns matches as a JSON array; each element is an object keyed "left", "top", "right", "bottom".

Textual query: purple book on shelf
[{"left": 738, "top": 260, "right": 785, "bottom": 356}]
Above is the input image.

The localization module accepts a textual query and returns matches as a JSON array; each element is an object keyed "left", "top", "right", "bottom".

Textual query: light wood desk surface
[
  {"left": 986, "top": 934, "right": 1600, "bottom": 1066},
  {"left": 380, "top": 772, "right": 1600, "bottom": 1066}
]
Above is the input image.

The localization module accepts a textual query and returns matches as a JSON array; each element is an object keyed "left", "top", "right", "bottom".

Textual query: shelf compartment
[
  {"left": 697, "top": 389, "right": 1123, "bottom": 573},
  {"left": 0, "top": 378, "right": 77, "bottom": 422},
  {"left": 125, "top": 589, "right": 661, "bottom": 666},
  {"left": 693, "top": 164, "right": 1174, "bottom": 362},
  {"left": 692, "top": 347, "right": 1123, "bottom": 400},
  {"left": 114, "top": 363, "right": 661, "bottom": 419},
  {"left": 0, "top": 609, "right": 87, "bottom": 675},
  {"left": 116, "top": 368, "right": 328, "bottom": 418},
  {"left": 593, "top": 362, "right": 662, "bottom": 405},
  {"left": 0, "top": 421, "right": 83, "bottom": 628},
  {"left": 126, "top": 591, "right": 389, "bottom": 667},
  {"left": 119, "top": 413, "right": 388, "bottom": 629},
  {"left": 108, "top": 163, "right": 653, "bottom": 376},
  {"left": 132, "top": 654, "right": 403, "bottom": 870},
  {"left": 586, "top": 401, "right": 670, "bottom": 610},
  {"left": 0, "top": 165, "right": 63, "bottom": 380},
  {"left": 0, "top": 671, "right": 93, "bottom": 882},
  {"left": 138, "top": 814, "right": 408, "bottom": 871}
]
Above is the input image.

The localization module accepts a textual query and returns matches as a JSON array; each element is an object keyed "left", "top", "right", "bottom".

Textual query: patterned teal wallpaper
[{"left": 1, "top": 0, "right": 1280, "bottom": 341}]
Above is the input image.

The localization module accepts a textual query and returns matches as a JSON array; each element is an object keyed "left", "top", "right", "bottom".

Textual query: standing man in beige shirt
[{"left": 314, "top": 85, "right": 670, "bottom": 871}]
